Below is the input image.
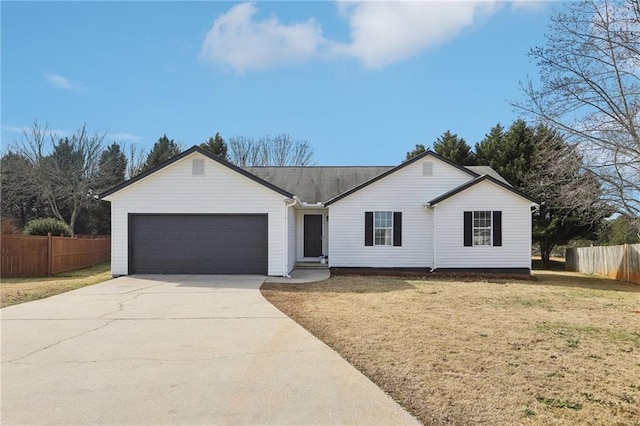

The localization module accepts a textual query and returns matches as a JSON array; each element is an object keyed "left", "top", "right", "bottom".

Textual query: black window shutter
[
  {"left": 393, "top": 212, "right": 402, "bottom": 246},
  {"left": 463, "top": 211, "right": 472, "bottom": 247},
  {"left": 365, "top": 212, "right": 373, "bottom": 246},
  {"left": 493, "top": 211, "right": 502, "bottom": 246}
]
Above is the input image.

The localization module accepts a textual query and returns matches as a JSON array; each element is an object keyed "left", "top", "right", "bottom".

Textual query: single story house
[{"left": 100, "top": 145, "right": 538, "bottom": 276}]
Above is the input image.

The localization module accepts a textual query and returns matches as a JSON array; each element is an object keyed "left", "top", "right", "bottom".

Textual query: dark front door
[{"left": 303, "top": 214, "right": 323, "bottom": 257}]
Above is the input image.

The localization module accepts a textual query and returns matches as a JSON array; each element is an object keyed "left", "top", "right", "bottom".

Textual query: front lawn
[
  {"left": 262, "top": 271, "right": 640, "bottom": 425},
  {"left": 1, "top": 261, "right": 112, "bottom": 308}
]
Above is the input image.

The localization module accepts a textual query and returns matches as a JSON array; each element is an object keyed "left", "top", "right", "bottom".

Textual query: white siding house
[{"left": 101, "top": 146, "right": 537, "bottom": 276}]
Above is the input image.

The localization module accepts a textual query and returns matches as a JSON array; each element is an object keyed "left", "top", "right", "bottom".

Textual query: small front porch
[
  {"left": 295, "top": 261, "right": 329, "bottom": 269},
  {"left": 294, "top": 206, "right": 329, "bottom": 264}
]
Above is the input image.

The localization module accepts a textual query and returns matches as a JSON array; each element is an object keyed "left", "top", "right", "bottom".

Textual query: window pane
[
  {"left": 375, "top": 211, "right": 391, "bottom": 226},
  {"left": 374, "top": 228, "right": 392, "bottom": 246},
  {"left": 373, "top": 211, "right": 393, "bottom": 246},
  {"left": 384, "top": 229, "right": 392, "bottom": 245},
  {"left": 474, "top": 211, "right": 490, "bottom": 227},
  {"left": 473, "top": 229, "right": 491, "bottom": 245}
]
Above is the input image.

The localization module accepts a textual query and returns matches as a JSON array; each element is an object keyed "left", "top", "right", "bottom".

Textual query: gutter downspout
[
  {"left": 424, "top": 203, "right": 437, "bottom": 273},
  {"left": 432, "top": 205, "right": 437, "bottom": 272},
  {"left": 283, "top": 196, "right": 300, "bottom": 278}
]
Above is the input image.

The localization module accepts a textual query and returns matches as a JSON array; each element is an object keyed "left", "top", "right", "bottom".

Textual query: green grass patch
[
  {"left": 536, "top": 396, "right": 583, "bottom": 410},
  {"left": 1, "top": 261, "right": 111, "bottom": 307},
  {"left": 532, "top": 258, "right": 566, "bottom": 271},
  {"left": 537, "top": 321, "right": 640, "bottom": 345},
  {"left": 2, "top": 261, "right": 111, "bottom": 284}
]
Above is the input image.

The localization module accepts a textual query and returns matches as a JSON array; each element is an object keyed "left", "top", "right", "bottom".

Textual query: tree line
[{"left": 1, "top": 124, "right": 313, "bottom": 236}]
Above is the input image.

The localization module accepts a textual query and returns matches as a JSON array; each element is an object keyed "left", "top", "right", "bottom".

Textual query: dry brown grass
[
  {"left": 262, "top": 271, "right": 640, "bottom": 425},
  {"left": 1, "top": 261, "right": 112, "bottom": 308}
]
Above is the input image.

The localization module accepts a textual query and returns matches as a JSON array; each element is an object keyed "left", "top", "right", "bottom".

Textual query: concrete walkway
[
  {"left": 1, "top": 275, "right": 418, "bottom": 425},
  {"left": 265, "top": 268, "right": 330, "bottom": 284}
]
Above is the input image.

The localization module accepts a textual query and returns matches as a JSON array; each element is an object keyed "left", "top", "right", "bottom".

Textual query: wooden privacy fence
[
  {"left": 565, "top": 243, "right": 640, "bottom": 284},
  {"left": 1, "top": 234, "right": 110, "bottom": 278}
]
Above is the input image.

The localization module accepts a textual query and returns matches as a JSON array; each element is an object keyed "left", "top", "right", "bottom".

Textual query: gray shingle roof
[
  {"left": 243, "top": 164, "right": 509, "bottom": 203},
  {"left": 465, "top": 166, "right": 510, "bottom": 185},
  {"left": 243, "top": 166, "right": 394, "bottom": 203}
]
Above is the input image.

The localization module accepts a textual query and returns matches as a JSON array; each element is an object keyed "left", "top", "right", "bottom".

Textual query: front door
[{"left": 303, "top": 214, "right": 323, "bottom": 257}]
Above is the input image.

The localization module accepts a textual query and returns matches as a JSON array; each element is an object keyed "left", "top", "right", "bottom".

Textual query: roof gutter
[{"left": 297, "top": 200, "right": 325, "bottom": 209}]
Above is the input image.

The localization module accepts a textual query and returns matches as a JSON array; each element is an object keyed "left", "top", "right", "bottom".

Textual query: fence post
[
  {"left": 47, "top": 232, "right": 53, "bottom": 275},
  {"left": 624, "top": 244, "right": 629, "bottom": 282}
]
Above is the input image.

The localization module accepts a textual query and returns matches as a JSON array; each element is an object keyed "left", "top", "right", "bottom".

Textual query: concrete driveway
[{"left": 1, "top": 275, "right": 418, "bottom": 425}]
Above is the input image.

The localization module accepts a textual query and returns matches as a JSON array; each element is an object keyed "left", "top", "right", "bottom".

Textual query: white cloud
[
  {"left": 3, "top": 124, "right": 69, "bottom": 138},
  {"left": 108, "top": 132, "right": 142, "bottom": 143},
  {"left": 200, "top": 2, "right": 326, "bottom": 73},
  {"left": 201, "top": 1, "right": 540, "bottom": 72},
  {"left": 3, "top": 125, "right": 29, "bottom": 134},
  {"left": 43, "top": 73, "right": 87, "bottom": 92},
  {"left": 335, "top": 1, "right": 500, "bottom": 69},
  {"left": 509, "top": 0, "right": 550, "bottom": 13}
]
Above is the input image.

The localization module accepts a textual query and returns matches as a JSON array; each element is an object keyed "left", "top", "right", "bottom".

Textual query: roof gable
[
  {"left": 324, "top": 150, "right": 479, "bottom": 206},
  {"left": 427, "top": 175, "right": 538, "bottom": 206},
  {"left": 100, "top": 146, "right": 293, "bottom": 199}
]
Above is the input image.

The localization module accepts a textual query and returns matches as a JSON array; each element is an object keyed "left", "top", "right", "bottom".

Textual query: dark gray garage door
[{"left": 129, "top": 214, "right": 267, "bottom": 274}]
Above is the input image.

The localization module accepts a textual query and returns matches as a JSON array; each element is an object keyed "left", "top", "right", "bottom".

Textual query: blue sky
[{"left": 2, "top": 1, "right": 554, "bottom": 166}]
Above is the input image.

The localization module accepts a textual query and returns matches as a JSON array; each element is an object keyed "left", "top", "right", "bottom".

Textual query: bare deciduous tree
[
  {"left": 123, "top": 142, "right": 145, "bottom": 179},
  {"left": 11, "top": 121, "right": 105, "bottom": 235},
  {"left": 228, "top": 133, "right": 314, "bottom": 166},
  {"left": 515, "top": 0, "right": 640, "bottom": 231},
  {"left": 521, "top": 125, "right": 609, "bottom": 267},
  {"left": 1, "top": 151, "right": 44, "bottom": 227}
]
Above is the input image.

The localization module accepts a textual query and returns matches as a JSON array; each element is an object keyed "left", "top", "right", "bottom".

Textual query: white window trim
[
  {"left": 473, "top": 210, "right": 492, "bottom": 246},
  {"left": 374, "top": 211, "right": 393, "bottom": 246}
]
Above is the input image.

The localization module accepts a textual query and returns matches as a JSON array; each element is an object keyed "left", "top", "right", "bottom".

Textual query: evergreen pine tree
[
  {"left": 432, "top": 130, "right": 475, "bottom": 165},
  {"left": 142, "top": 135, "right": 181, "bottom": 172},
  {"left": 200, "top": 132, "right": 228, "bottom": 160}
]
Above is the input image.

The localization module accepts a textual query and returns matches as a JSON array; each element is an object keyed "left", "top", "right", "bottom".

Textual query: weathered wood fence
[
  {"left": 1, "top": 234, "right": 110, "bottom": 278},
  {"left": 565, "top": 243, "right": 640, "bottom": 284}
]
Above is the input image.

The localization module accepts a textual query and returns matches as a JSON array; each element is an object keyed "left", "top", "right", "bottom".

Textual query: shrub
[
  {"left": 1, "top": 219, "right": 19, "bottom": 234},
  {"left": 23, "top": 218, "right": 72, "bottom": 237}
]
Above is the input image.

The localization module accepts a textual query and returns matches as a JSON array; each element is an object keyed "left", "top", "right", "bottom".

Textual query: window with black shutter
[
  {"left": 364, "top": 212, "right": 373, "bottom": 246},
  {"left": 365, "top": 211, "right": 402, "bottom": 246},
  {"left": 464, "top": 210, "right": 502, "bottom": 247},
  {"left": 393, "top": 212, "right": 402, "bottom": 246},
  {"left": 492, "top": 211, "right": 502, "bottom": 246},
  {"left": 464, "top": 211, "right": 473, "bottom": 246}
]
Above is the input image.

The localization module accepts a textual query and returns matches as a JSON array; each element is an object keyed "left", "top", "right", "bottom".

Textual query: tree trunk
[
  {"left": 69, "top": 209, "right": 77, "bottom": 237},
  {"left": 540, "top": 241, "right": 555, "bottom": 269}
]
